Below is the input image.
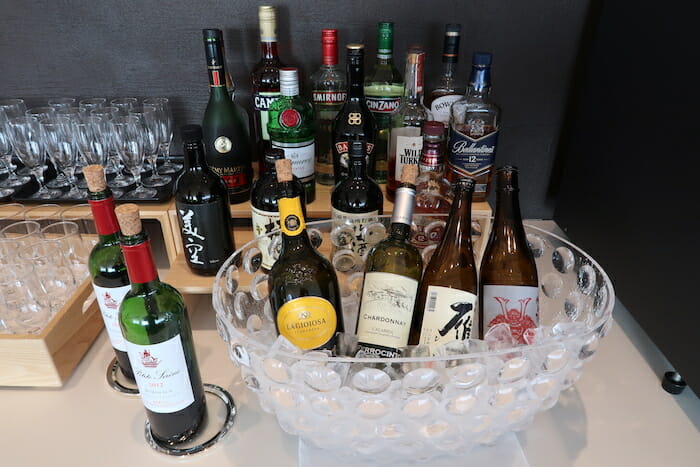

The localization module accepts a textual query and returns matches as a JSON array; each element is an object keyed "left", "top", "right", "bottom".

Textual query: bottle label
[
  {"left": 357, "top": 271, "right": 419, "bottom": 351},
  {"left": 92, "top": 283, "right": 130, "bottom": 351},
  {"left": 176, "top": 201, "right": 233, "bottom": 269},
  {"left": 312, "top": 91, "right": 347, "bottom": 104},
  {"left": 254, "top": 92, "right": 280, "bottom": 140},
  {"left": 430, "top": 94, "right": 462, "bottom": 125},
  {"left": 126, "top": 334, "right": 195, "bottom": 413},
  {"left": 394, "top": 134, "right": 423, "bottom": 181},
  {"left": 331, "top": 208, "right": 379, "bottom": 257},
  {"left": 482, "top": 285, "right": 539, "bottom": 344},
  {"left": 251, "top": 205, "right": 280, "bottom": 270},
  {"left": 366, "top": 96, "right": 402, "bottom": 114},
  {"left": 207, "top": 164, "right": 249, "bottom": 194},
  {"left": 276, "top": 296, "right": 337, "bottom": 350},
  {"left": 335, "top": 141, "right": 375, "bottom": 175},
  {"left": 278, "top": 197, "right": 306, "bottom": 236},
  {"left": 447, "top": 126, "right": 499, "bottom": 191},
  {"left": 419, "top": 286, "right": 477, "bottom": 350},
  {"left": 271, "top": 139, "right": 315, "bottom": 180}
]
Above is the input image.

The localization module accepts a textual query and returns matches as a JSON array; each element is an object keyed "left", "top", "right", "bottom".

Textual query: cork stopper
[
  {"left": 275, "top": 158, "right": 293, "bottom": 183},
  {"left": 400, "top": 164, "right": 419, "bottom": 185},
  {"left": 115, "top": 204, "right": 142, "bottom": 236},
  {"left": 82, "top": 164, "right": 107, "bottom": 192}
]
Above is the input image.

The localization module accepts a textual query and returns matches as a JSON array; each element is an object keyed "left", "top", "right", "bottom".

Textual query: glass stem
[
  {"left": 31, "top": 167, "right": 46, "bottom": 190},
  {"left": 149, "top": 154, "right": 160, "bottom": 175},
  {"left": 132, "top": 169, "right": 143, "bottom": 190}
]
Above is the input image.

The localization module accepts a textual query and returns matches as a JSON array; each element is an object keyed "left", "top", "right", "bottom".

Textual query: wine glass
[
  {"left": 78, "top": 97, "right": 106, "bottom": 116},
  {"left": 8, "top": 116, "right": 63, "bottom": 199},
  {"left": 111, "top": 115, "right": 156, "bottom": 199},
  {"left": 73, "top": 116, "right": 103, "bottom": 189},
  {"left": 48, "top": 98, "right": 76, "bottom": 112},
  {"left": 91, "top": 106, "right": 134, "bottom": 187},
  {"left": 110, "top": 97, "right": 138, "bottom": 116},
  {"left": 41, "top": 117, "right": 85, "bottom": 198},
  {"left": 143, "top": 97, "right": 182, "bottom": 174},
  {"left": 129, "top": 105, "right": 171, "bottom": 187},
  {"left": 0, "top": 110, "right": 31, "bottom": 191},
  {"left": 0, "top": 99, "right": 28, "bottom": 176}
]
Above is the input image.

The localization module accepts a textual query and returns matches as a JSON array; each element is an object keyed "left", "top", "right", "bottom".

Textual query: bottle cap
[
  {"left": 279, "top": 68, "right": 299, "bottom": 96},
  {"left": 422, "top": 121, "right": 445, "bottom": 137},
  {"left": 377, "top": 22, "right": 394, "bottom": 58},
  {"left": 445, "top": 24, "right": 461, "bottom": 35},
  {"left": 400, "top": 164, "right": 419, "bottom": 185},
  {"left": 181, "top": 124, "right": 203, "bottom": 143},
  {"left": 265, "top": 148, "right": 286, "bottom": 165},
  {"left": 662, "top": 371, "right": 687, "bottom": 395},
  {"left": 454, "top": 177, "right": 475, "bottom": 192},
  {"left": 472, "top": 52, "right": 493, "bottom": 66},
  {"left": 115, "top": 203, "right": 142, "bottom": 236},
  {"left": 347, "top": 43, "right": 365, "bottom": 52},
  {"left": 82, "top": 164, "right": 107, "bottom": 192},
  {"left": 321, "top": 29, "right": 338, "bottom": 65},
  {"left": 443, "top": 24, "right": 461, "bottom": 63},
  {"left": 202, "top": 28, "right": 223, "bottom": 41},
  {"left": 275, "top": 158, "right": 293, "bottom": 182},
  {"left": 258, "top": 5, "right": 277, "bottom": 42}
]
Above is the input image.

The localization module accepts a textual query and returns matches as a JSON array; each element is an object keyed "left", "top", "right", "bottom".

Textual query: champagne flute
[
  {"left": 41, "top": 117, "right": 85, "bottom": 198},
  {"left": 143, "top": 97, "right": 182, "bottom": 174},
  {"left": 0, "top": 110, "right": 30, "bottom": 191},
  {"left": 91, "top": 106, "right": 134, "bottom": 186},
  {"left": 8, "top": 116, "right": 63, "bottom": 199},
  {"left": 129, "top": 105, "right": 171, "bottom": 187},
  {"left": 111, "top": 116, "right": 156, "bottom": 198},
  {"left": 0, "top": 99, "right": 28, "bottom": 176}
]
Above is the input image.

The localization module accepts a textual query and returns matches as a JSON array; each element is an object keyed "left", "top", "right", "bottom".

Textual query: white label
[
  {"left": 482, "top": 285, "right": 539, "bottom": 344},
  {"left": 271, "top": 139, "right": 315, "bottom": 179},
  {"left": 92, "top": 283, "right": 130, "bottom": 351},
  {"left": 391, "top": 128, "right": 423, "bottom": 181},
  {"left": 251, "top": 205, "right": 280, "bottom": 270},
  {"left": 126, "top": 334, "right": 195, "bottom": 414},
  {"left": 430, "top": 95, "right": 462, "bottom": 125},
  {"left": 419, "top": 285, "right": 477, "bottom": 350},
  {"left": 331, "top": 208, "right": 379, "bottom": 257},
  {"left": 357, "top": 272, "right": 419, "bottom": 349}
]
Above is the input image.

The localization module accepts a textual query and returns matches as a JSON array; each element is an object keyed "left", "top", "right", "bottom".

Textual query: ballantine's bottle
[
  {"left": 364, "top": 22, "right": 404, "bottom": 184},
  {"left": 115, "top": 204, "right": 206, "bottom": 445},
  {"left": 201, "top": 28, "right": 253, "bottom": 204},
  {"left": 311, "top": 29, "right": 346, "bottom": 186},
  {"left": 84, "top": 164, "right": 134, "bottom": 381},
  {"left": 268, "top": 159, "right": 344, "bottom": 351},
  {"left": 356, "top": 165, "right": 423, "bottom": 358},
  {"left": 267, "top": 67, "right": 316, "bottom": 203},
  {"left": 332, "top": 44, "right": 377, "bottom": 183},
  {"left": 447, "top": 52, "right": 501, "bottom": 202},
  {"left": 410, "top": 178, "right": 477, "bottom": 350},
  {"left": 479, "top": 166, "right": 538, "bottom": 343},
  {"left": 251, "top": 5, "right": 285, "bottom": 166},
  {"left": 426, "top": 24, "right": 463, "bottom": 126}
]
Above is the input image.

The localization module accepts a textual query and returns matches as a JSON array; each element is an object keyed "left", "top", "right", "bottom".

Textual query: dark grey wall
[{"left": 0, "top": 0, "right": 590, "bottom": 218}]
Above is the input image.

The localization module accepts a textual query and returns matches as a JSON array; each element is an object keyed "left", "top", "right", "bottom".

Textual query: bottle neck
[
  {"left": 349, "top": 156, "right": 367, "bottom": 179},
  {"left": 390, "top": 183, "right": 416, "bottom": 240},
  {"left": 418, "top": 139, "right": 446, "bottom": 173},
  {"left": 119, "top": 231, "right": 160, "bottom": 286},
  {"left": 322, "top": 41, "right": 338, "bottom": 66},
  {"left": 278, "top": 183, "right": 313, "bottom": 253},
  {"left": 404, "top": 54, "right": 425, "bottom": 103},
  {"left": 348, "top": 57, "right": 365, "bottom": 99},
  {"left": 261, "top": 41, "right": 279, "bottom": 60},
  {"left": 468, "top": 66, "right": 492, "bottom": 96},
  {"left": 439, "top": 61, "right": 457, "bottom": 87},
  {"left": 205, "top": 39, "right": 229, "bottom": 99},
  {"left": 443, "top": 186, "right": 473, "bottom": 243},
  {"left": 493, "top": 186, "right": 524, "bottom": 233},
  {"left": 87, "top": 191, "right": 121, "bottom": 239},
  {"left": 183, "top": 141, "right": 207, "bottom": 169}
]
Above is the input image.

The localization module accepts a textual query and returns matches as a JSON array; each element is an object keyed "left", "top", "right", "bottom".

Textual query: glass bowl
[{"left": 212, "top": 215, "right": 615, "bottom": 463}]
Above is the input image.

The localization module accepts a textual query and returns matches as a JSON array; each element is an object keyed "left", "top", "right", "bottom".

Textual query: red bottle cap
[
  {"left": 322, "top": 29, "right": 338, "bottom": 65},
  {"left": 422, "top": 121, "right": 445, "bottom": 137}
]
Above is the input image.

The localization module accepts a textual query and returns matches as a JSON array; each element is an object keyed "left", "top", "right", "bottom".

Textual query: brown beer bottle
[
  {"left": 478, "top": 166, "right": 539, "bottom": 343},
  {"left": 410, "top": 177, "right": 478, "bottom": 348}
]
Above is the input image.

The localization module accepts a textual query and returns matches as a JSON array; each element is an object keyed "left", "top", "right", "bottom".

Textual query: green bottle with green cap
[{"left": 364, "top": 22, "right": 404, "bottom": 184}]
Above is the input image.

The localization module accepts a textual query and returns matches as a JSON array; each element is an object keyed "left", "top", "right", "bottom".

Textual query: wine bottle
[
  {"left": 479, "top": 166, "right": 538, "bottom": 343},
  {"left": 268, "top": 159, "right": 344, "bottom": 351},
  {"left": 332, "top": 44, "right": 378, "bottom": 183},
  {"left": 251, "top": 148, "right": 306, "bottom": 271},
  {"left": 115, "top": 204, "right": 206, "bottom": 445},
  {"left": 201, "top": 28, "right": 253, "bottom": 204},
  {"left": 267, "top": 67, "right": 316, "bottom": 203},
  {"left": 174, "top": 124, "right": 235, "bottom": 276},
  {"left": 331, "top": 138, "right": 384, "bottom": 257},
  {"left": 83, "top": 164, "right": 134, "bottom": 381},
  {"left": 387, "top": 45, "right": 432, "bottom": 200},
  {"left": 311, "top": 29, "right": 346, "bottom": 186},
  {"left": 356, "top": 165, "right": 423, "bottom": 357},
  {"left": 364, "top": 21, "right": 404, "bottom": 184},
  {"left": 251, "top": 5, "right": 285, "bottom": 166},
  {"left": 410, "top": 178, "right": 477, "bottom": 349},
  {"left": 426, "top": 24, "right": 463, "bottom": 126}
]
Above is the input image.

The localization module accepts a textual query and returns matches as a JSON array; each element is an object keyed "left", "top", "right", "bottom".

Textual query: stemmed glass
[
  {"left": 8, "top": 116, "right": 63, "bottom": 199},
  {"left": 48, "top": 98, "right": 76, "bottom": 112},
  {"left": 91, "top": 106, "right": 134, "bottom": 186},
  {"left": 110, "top": 97, "right": 138, "bottom": 116},
  {"left": 0, "top": 100, "right": 27, "bottom": 174},
  {"left": 129, "top": 105, "right": 171, "bottom": 187},
  {"left": 78, "top": 98, "right": 106, "bottom": 117},
  {"left": 0, "top": 110, "right": 31, "bottom": 192},
  {"left": 143, "top": 97, "right": 181, "bottom": 174},
  {"left": 73, "top": 116, "right": 104, "bottom": 188},
  {"left": 111, "top": 116, "right": 156, "bottom": 198},
  {"left": 40, "top": 117, "right": 85, "bottom": 198}
]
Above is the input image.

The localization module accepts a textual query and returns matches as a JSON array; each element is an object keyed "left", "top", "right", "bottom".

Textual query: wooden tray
[{"left": 0, "top": 278, "right": 102, "bottom": 387}]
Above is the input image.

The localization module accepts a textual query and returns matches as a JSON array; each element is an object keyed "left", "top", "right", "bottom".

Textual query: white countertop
[{"left": 1, "top": 222, "right": 698, "bottom": 466}]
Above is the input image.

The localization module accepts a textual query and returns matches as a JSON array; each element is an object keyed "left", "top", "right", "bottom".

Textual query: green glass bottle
[
  {"left": 364, "top": 22, "right": 404, "bottom": 184},
  {"left": 115, "top": 204, "right": 206, "bottom": 445},
  {"left": 84, "top": 164, "right": 134, "bottom": 381},
  {"left": 267, "top": 67, "right": 316, "bottom": 203},
  {"left": 356, "top": 165, "right": 423, "bottom": 357},
  {"left": 268, "top": 159, "right": 344, "bottom": 351},
  {"left": 201, "top": 28, "right": 253, "bottom": 205}
]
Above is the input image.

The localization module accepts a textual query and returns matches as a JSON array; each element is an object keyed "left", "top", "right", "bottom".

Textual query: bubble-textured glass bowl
[{"left": 212, "top": 215, "right": 614, "bottom": 463}]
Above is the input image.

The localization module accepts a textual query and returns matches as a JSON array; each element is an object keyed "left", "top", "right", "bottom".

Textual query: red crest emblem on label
[
  {"left": 103, "top": 292, "right": 118, "bottom": 310},
  {"left": 280, "top": 109, "right": 301, "bottom": 128},
  {"left": 140, "top": 350, "right": 160, "bottom": 368},
  {"left": 487, "top": 297, "right": 537, "bottom": 344}
]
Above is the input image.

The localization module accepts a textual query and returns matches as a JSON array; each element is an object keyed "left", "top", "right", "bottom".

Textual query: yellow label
[
  {"left": 278, "top": 197, "right": 306, "bottom": 236},
  {"left": 276, "top": 297, "right": 337, "bottom": 350}
]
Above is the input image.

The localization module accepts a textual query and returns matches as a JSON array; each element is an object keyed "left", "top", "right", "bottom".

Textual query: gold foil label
[
  {"left": 277, "top": 297, "right": 337, "bottom": 349},
  {"left": 278, "top": 197, "right": 305, "bottom": 236}
]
